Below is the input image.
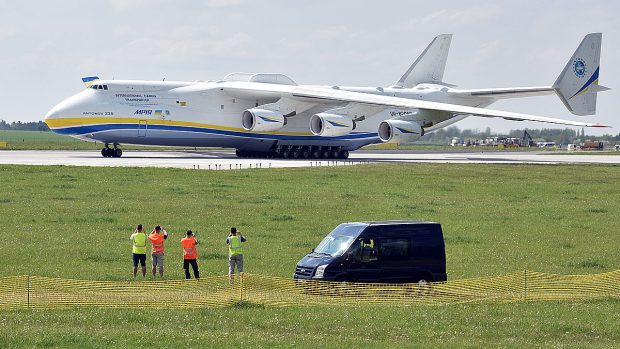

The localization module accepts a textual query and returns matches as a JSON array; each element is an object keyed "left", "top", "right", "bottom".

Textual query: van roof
[{"left": 353, "top": 220, "right": 440, "bottom": 226}]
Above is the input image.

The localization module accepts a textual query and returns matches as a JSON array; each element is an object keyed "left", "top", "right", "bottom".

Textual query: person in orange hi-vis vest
[
  {"left": 149, "top": 225, "right": 168, "bottom": 279},
  {"left": 181, "top": 230, "right": 200, "bottom": 279}
]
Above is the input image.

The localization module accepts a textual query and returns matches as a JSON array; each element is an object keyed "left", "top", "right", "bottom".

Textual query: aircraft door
[{"left": 138, "top": 120, "right": 147, "bottom": 137}]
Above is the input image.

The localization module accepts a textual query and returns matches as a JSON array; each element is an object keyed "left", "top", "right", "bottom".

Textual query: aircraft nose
[
  {"left": 44, "top": 90, "right": 90, "bottom": 128},
  {"left": 45, "top": 105, "right": 61, "bottom": 120},
  {"left": 44, "top": 101, "right": 66, "bottom": 131}
]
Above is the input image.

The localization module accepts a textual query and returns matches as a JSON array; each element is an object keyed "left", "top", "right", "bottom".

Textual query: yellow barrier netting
[{"left": 1, "top": 271, "right": 619, "bottom": 309}]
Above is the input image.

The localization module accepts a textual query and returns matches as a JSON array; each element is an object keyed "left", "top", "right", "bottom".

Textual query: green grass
[
  {"left": 0, "top": 130, "right": 98, "bottom": 150},
  {"left": 2, "top": 300, "right": 620, "bottom": 348},
  {"left": 0, "top": 130, "right": 222, "bottom": 151},
  {"left": 1, "top": 163, "right": 620, "bottom": 347},
  {"left": 1, "top": 163, "right": 618, "bottom": 280}
]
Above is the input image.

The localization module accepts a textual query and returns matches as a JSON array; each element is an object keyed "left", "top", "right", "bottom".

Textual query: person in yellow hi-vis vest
[
  {"left": 129, "top": 224, "right": 148, "bottom": 278},
  {"left": 226, "top": 227, "right": 246, "bottom": 284}
]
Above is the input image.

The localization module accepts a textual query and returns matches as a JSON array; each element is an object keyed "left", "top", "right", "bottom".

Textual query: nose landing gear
[{"left": 101, "top": 144, "right": 123, "bottom": 158}]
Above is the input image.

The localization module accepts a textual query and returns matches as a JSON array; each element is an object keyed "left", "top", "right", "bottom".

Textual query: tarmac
[{"left": 1, "top": 149, "right": 619, "bottom": 170}]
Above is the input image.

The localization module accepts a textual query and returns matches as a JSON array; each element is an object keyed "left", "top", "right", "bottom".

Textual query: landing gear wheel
[
  {"left": 321, "top": 150, "right": 330, "bottom": 159},
  {"left": 340, "top": 150, "right": 349, "bottom": 159},
  {"left": 331, "top": 150, "right": 340, "bottom": 159},
  {"left": 301, "top": 150, "right": 310, "bottom": 159},
  {"left": 292, "top": 150, "right": 300, "bottom": 159},
  {"left": 311, "top": 150, "right": 320, "bottom": 158},
  {"left": 236, "top": 149, "right": 244, "bottom": 158},
  {"left": 282, "top": 151, "right": 291, "bottom": 159},
  {"left": 113, "top": 148, "right": 123, "bottom": 158},
  {"left": 101, "top": 148, "right": 113, "bottom": 158}
]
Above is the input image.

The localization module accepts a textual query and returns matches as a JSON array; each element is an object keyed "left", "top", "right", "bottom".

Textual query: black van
[{"left": 294, "top": 221, "right": 446, "bottom": 283}]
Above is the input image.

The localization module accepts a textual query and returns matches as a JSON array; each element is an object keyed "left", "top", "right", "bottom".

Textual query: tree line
[
  {"left": 419, "top": 126, "right": 620, "bottom": 145},
  {"left": 0, "top": 120, "right": 50, "bottom": 131}
]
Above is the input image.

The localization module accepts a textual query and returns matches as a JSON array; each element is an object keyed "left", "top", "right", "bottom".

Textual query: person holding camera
[
  {"left": 181, "top": 230, "right": 200, "bottom": 279},
  {"left": 129, "top": 224, "right": 148, "bottom": 278},
  {"left": 148, "top": 225, "right": 168, "bottom": 279},
  {"left": 226, "top": 227, "right": 246, "bottom": 284}
]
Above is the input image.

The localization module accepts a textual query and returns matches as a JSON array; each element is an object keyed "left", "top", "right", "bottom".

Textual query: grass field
[
  {"left": 0, "top": 130, "right": 99, "bottom": 150},
  {"left": 2, "top": 301, "right": 620, "bottom": 348},
  {"left": 0, "top": 130, "right": 210, "bottom": 151},
  {"left": 1, "top": 163, "right": 619, "bottom": 347}
]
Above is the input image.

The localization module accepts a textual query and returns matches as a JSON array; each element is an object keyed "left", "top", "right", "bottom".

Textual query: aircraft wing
[
  {"left": 449, "top": 86, "right": 556, "bottom": 99},
  {"left": 172, "top": 82, "right": 608, "bottom": 128},
  {"left": 289, "top": 86, "right": 606, "bottom": 127}
]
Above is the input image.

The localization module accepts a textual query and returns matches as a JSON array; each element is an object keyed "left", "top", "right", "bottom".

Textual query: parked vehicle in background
[{"left": 581, "top": 141, "right": 604, "bottom": 150}]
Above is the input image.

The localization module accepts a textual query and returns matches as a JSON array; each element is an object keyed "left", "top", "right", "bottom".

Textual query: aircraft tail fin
[
  {"left": 553, "top": 33, "right": 610, "bottom": 116},
  {"left": 396, "top": 34, "right": 452, "bottom": 87}
]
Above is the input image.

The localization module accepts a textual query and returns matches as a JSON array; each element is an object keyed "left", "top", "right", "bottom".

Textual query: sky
[{"left": 0, "top": 0, "right": 618, "bottom": 135}]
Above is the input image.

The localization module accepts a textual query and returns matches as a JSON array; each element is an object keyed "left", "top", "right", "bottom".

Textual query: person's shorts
[
  {"left": 132, "top": 253, "right": 146, "bottom": 267},
  {"left": 152, "top": 253, "right": 164, "bottom": 268}
]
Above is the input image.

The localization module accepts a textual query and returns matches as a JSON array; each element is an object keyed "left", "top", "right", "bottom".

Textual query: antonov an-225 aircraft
[{"left": 45, "top": 33, "right": 609, "bottom": 159}]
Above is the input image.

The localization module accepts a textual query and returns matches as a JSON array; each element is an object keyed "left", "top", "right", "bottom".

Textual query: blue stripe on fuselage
[{"left": 52, "top": 123, "right": 378, "bottom": 141}]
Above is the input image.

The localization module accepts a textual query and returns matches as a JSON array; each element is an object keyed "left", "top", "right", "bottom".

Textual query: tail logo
[{"left": 573, "top": 58, "right": 587, "bottom": 78}]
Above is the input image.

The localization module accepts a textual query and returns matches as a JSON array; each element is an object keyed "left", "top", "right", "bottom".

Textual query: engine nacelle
[
  {"left": 309, "top": 113, "right": 354, "bottom": 137},
  {"left": 378, "top": 119, "right": 423, "bottom": 144},
  {"left": 242, "top": 108, "right": 285, "bottom": 132}
]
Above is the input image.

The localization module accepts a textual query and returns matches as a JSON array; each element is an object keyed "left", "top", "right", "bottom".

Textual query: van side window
[
  {"left": 380, "top": 238, "right": 409, "bottom": 259},
  {"left": 409, "top": 226, "right": 443, "bottom": 247},
  {"left": 360, "top": 238, "right": 378, "bottom": 262}
]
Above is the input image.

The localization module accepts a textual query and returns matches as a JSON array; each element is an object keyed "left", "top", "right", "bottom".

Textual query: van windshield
[{"left": 313, "top": 223, "right": 367, "bottom": 257}]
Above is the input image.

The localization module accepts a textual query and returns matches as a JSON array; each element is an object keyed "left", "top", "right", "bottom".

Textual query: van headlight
[{"left": 314, "top": 265, "right": 328, "bottom": 278}]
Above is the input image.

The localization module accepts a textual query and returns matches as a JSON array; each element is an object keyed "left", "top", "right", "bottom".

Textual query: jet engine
[
  {"left": 378, "top": 120, "right": 423, "bottom": 144},
  {"left": 241, "top": 108, "right": 285, "bottom": 132},
  {"left": 309, "top": 113, "right": 354, "bottom": 137}
]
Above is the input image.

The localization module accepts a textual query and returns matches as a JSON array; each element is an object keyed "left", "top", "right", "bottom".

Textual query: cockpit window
[{"left": 89, "top": 84, "right": 108, "bottom": 90}]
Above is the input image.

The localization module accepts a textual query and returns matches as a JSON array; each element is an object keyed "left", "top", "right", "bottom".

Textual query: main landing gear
[
  {"left": 236, "top": 146, "right": 349, "bottom": 159},
  {"left": 101, "top": 144, "right": 123, "bottom": 158}
]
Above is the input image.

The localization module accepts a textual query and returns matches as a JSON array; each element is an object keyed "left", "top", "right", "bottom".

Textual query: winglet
[{"left": 81, "top": 76, "right": 100, "bottom": 86}]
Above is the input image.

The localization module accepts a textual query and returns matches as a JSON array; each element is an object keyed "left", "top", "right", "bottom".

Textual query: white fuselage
[{"left": 44, "top": 79, "right": 493, "bottom": 152}]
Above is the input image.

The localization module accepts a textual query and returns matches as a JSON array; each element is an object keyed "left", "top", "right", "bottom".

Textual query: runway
[{"left": 0, "top": 150, "right": 619, "bottom": 169}]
